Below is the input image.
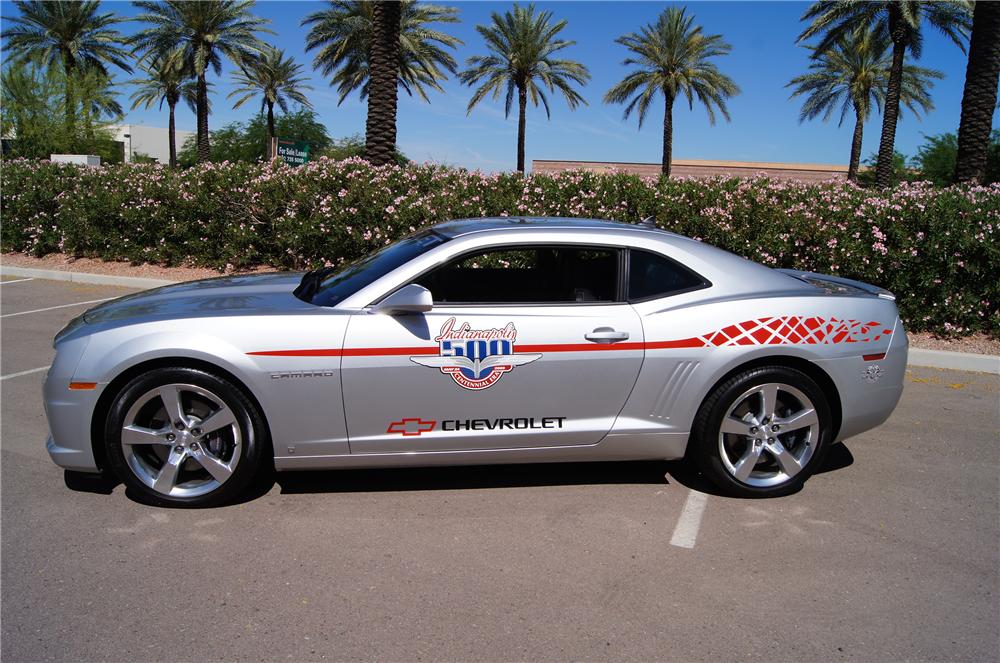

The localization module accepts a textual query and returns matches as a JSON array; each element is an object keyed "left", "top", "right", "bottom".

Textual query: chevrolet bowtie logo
[{"left": 386, "top": 418, "right": 437, "bottom": 436}]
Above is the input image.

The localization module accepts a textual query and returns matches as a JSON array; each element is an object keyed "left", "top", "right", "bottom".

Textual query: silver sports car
[{"left": 45, "top": 217, "right": 906, "bottom": 506}]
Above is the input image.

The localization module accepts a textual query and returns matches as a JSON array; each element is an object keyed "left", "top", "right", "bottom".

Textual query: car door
[{"left": 340, "top": 244, "right": 645, "bottom": 454}]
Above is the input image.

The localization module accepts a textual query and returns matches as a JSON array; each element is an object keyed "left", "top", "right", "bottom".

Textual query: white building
[{"left": 109, "top": 124, "right": 196, "bottom": 164}]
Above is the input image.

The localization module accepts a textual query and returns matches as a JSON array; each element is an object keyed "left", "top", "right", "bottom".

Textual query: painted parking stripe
[
  {"left": 670, "top": 490, "right": 709, "bottom": 549},
  {"left": 1, "top": 366, "right": 50, "bottom": 381},
  {"left": 0, "top": 277, "right": 35, "bottom": 285},
  {"left": 0, "top": 297, "right": 113, "bottom": 319}
]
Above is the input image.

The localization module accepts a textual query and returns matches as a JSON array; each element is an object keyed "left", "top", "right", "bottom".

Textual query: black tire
[
  {"left": 103, "top": 367, "right": 268, "bottom": 508},
  {"left": 690, "top": 365, "right": 832, "bottom": 498}
]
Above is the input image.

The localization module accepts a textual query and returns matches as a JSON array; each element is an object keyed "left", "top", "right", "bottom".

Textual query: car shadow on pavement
[
  {"left": 64, "top": 469, "right": 120, "bottom": 494},
  {"left": 63, "top": 443, "right": 854, "bottom": 504},
  {"left": 275, "top": 459, "right": 674, "bottom": 495},
  {"left": 663, "top": 441, "right": 855, "bottom": 498}
]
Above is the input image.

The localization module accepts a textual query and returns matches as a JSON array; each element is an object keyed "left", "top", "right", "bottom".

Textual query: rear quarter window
[{"left": 628, "top": 249, "right": 708, "bottom": 301}]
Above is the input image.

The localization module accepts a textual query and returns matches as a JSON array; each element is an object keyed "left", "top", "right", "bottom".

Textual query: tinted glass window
[
  {"left": 310, "top": 231, "right": 446, "bottom": 307},
  {"left": 415, "top": 246, "right": 620, "bottom": 304},
  {"left": 628, "top": 249, "right": 705, "bottom": 301}
]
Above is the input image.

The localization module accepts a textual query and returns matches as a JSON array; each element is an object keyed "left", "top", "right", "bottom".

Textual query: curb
[
  {"left": 907, "top": 348, "right": 999, "bottom": 375},
  {"left": 0, "top": 265, "right": 177, "bottom": 289},
  {"left": 2, "top": 265, "right": 998, "bottom": 376}
]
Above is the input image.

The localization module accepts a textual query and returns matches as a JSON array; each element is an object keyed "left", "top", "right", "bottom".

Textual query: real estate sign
[{"left": 276, "top": 138, "right": 310, "bottom": 166}]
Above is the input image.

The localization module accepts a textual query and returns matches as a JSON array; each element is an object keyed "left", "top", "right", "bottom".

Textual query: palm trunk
[
  {"left": 267, "top": 101, "right": 276, "bottom": 160},
  {"left": 955, "top": 0, "right": 1000, "bottom": 184},
  {"left": 516, "top": 85, "right": 527, "bottom": 173},
  {"left": 876, "top": 8, "right": 907, "bottom": 189},
  {"left": 365, "top": 0, "right": 401, "bottom": 166},
  {"left": 168, "top": 101, "right": 177, "bottom": 168},
  {"left": 661, "top": 91, "right": 674, "bottom": 177},
  {"left": 62, "top": 54, "right": 76, "bottom": 139},
  {"left": 848, "top": 106, "right": 864, "bottom": 182},
  {"left": 196, "top": 72, "right": 210, "bottom": 163}
]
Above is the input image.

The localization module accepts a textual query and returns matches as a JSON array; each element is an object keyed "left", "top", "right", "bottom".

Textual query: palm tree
[
  {"left": 72, "top": 67, "right": 123, "bottom": 135},
  {"left": 604, "top": 7, "right": 739, "bottom": 178},
  {"left": 302, "top": 1, "right": 461, "bottom": 105},
  {"left": 955, "top": 1, "right": 1000, "bottom": 184},
  {"left": 788, "top": 28, "right": 941, "bottom": 182},
  {"left": 129, "top": 58, "right": 200, "bottom": 167},
  {"left": 229, "top": 48, "right": 313, "bottom": 159},
  {"left": 364, "top": 1, "right": 402, "bottom": 166},
  {"left": 2, "top": 0, "right": 132, "bottom": 128},
  {"left": 460, "top": 3, "right": 590, "bottom": 173},
  {"left": 132, "top": 0, "right": 272, "bottom": 163},
  {"left": 799, "top": 1, "right": 972, "bottom": 188}
]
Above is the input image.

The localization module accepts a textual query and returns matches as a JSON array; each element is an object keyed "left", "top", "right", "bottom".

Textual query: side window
[
  {"left": 415, "top": 246, "right": 621, "bottom": 304},
  {"left": 628, "top": 249, "right": 706, "bottom": 301}
]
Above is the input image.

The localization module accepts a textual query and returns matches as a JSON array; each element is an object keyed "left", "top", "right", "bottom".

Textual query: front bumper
[
  {"left": 46, "top": 435, "right": 101, "bottom": 473},
  {"left": 43, "top": 335, "right": 102, "bottom": 473}
]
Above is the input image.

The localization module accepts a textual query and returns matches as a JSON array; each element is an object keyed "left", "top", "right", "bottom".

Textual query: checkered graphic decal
[{"left": 694, "top": 316, "right": 892, "bottom": 347}]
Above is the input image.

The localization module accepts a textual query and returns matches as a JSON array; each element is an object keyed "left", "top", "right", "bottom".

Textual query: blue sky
[{"left": 0, "top": 1, "right": 987, "bottom": 171}]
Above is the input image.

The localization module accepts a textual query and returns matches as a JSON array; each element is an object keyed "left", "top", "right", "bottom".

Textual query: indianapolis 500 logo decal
[{"left": 410, "top": 317, "right": 541, "bottom": 390}]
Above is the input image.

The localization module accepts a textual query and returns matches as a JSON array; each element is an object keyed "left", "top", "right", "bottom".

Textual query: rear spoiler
[{"left": 776, "top": 269, "right": 896, "bottom": 301}]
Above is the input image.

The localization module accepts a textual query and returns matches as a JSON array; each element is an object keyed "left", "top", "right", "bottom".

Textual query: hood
[{"left": 82, "top": 272, "right": 317, "bottom": 325}]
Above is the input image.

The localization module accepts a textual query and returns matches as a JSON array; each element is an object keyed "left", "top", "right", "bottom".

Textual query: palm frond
[
  {"left": 461, "top": 3, "right": 590, "bottom": 116},
  {"left": 302, "top": 0, "right": 461, "bottom": 105},
  {"left": 604, "top": 7, "right": 738, "bottom": 130}
]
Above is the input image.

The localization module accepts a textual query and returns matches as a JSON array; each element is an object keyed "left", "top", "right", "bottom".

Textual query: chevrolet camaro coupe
[{"left": 45, "top": 217, "right": 906, "bottom": 506}]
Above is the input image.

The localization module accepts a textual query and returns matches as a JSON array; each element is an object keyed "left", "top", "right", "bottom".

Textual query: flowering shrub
[{"left": 2, "top": 157, "right": 997, "bottom": 337}]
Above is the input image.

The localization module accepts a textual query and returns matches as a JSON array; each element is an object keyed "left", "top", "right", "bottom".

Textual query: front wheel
[
  {"left": 690, "top": 366, "right": 832, "bottom": 498},
  {"left": 104, "top": 367, "right": 267, "bottom": 507}
]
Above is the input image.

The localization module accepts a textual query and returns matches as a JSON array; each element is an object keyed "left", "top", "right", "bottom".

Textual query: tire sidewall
[
  {"left": 694, "top": 366, "right": 832, "bottom": 498},
  {"left": 104, "top": 367, "right": 265, "bottom": 508}
]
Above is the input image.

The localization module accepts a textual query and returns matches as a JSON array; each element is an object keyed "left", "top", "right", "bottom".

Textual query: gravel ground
[{"left": 3, "top": 251, "right": 997, "bottom": 355}]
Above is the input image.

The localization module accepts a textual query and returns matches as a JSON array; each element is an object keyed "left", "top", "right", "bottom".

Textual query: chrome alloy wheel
[
  {"left": 121, "top": 383, "right": 242, "bottom": 498},
  {"left": 717, "top": 382, "right": 819, "bottom": 488}
]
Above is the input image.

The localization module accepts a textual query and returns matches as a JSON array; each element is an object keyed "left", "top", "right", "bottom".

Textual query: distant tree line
[{"left": 1, "top": 0, "right": 998, "bottom": 187}]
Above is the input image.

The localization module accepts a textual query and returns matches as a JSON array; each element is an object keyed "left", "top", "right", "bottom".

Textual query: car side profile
[{"left": 44, "top": 217, "right": 907, "bottom": 506}]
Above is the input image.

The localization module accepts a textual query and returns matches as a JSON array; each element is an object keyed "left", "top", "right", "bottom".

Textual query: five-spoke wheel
[
  {"left": 691, "top": 366, "right": 831, "bottom": 497},
  {"left": 105, "top": 367, "right": 267, "bottom": 507}
]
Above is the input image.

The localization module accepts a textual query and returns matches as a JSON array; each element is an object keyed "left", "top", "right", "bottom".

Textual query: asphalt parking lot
[{"left": 1, "top": 275, "right": 997, "bottom": 662}]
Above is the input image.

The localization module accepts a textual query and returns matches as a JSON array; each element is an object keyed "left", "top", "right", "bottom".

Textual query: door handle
[{"left": 585, "top": 327, "right": 630, "bottom": 343}]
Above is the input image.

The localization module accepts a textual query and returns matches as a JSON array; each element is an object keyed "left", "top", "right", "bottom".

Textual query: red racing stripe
[
  {"left": 247, "top": 346, "right": 437, "bottom": 357},
  {"left": 248, "top": 341, "right": 693, "bottom": 357},
  {"left": 246, "top": 315, "right": 889, "bottom": 358}
]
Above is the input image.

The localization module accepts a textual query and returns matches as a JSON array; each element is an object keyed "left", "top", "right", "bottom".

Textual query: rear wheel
[
  {"left": 691, "top": 366, "right": 831, "bottom": 498},
  {"left": 104, "top": 367, "right": 267, "bottom": 507}
]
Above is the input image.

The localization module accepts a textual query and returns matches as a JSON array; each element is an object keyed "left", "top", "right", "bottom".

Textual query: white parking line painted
[
  {"left": 0, "top": 297, "right": 113, "bottom": 319},
  {"left": 1, "top": 366, "right": 50, "bottom": 381},
  {"left": 0, "top": 277, "right": 35, "bottom": 285},
  {"left": 670, "top": 490, "right": 709, "bottom": 549}
]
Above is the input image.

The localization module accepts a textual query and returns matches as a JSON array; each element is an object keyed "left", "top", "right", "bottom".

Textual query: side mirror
[{"left": 371, "top": 284, "right": 433, "bottom": 315}]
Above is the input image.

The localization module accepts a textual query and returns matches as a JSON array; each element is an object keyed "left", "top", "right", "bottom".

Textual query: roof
[
  {"left": 431, "top": 216, "right": 655, "bottom": 238},
  {"left": 533, "top": 158, "right": 849, "bottom": 173}
]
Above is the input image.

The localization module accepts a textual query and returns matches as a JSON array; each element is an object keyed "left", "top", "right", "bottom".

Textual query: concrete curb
[
  {"left": 0, "top": 265, "right": 176, "bottom": 290},
  {"left": 907, "top": 348, "right": 999, "bottom": 375},
  {"left": 2, "top": 265, "right": 998, "bottom": 375}
]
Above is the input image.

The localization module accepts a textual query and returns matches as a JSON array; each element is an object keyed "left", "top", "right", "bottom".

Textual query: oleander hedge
[{"left": 1, "top": 157, "right": 997, "bottom": 337}]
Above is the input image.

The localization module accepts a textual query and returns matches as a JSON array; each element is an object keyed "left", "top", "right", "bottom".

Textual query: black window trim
[
  {"left": 624, "top": 248, "right": 712, "bottom": 303},
  {"left": 398, "top": 242, "right": 628, "bottom": 307}
]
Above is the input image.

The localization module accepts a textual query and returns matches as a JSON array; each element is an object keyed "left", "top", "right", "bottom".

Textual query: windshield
[{"left": 306, "top": 230, "right": 447, "bottom": 307}]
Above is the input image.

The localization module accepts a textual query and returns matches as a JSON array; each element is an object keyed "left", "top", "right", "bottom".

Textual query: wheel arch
[
  {"left": 699, "top": 355, "right": 842, "bottom": 441},
  {"left": 90, "top": 357, "right": 273, "bottom": 474}
]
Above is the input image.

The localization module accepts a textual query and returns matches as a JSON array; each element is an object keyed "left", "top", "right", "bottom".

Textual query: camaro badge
[{"left": 410, "top": 317, "right": 541, "bottom": 390}]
